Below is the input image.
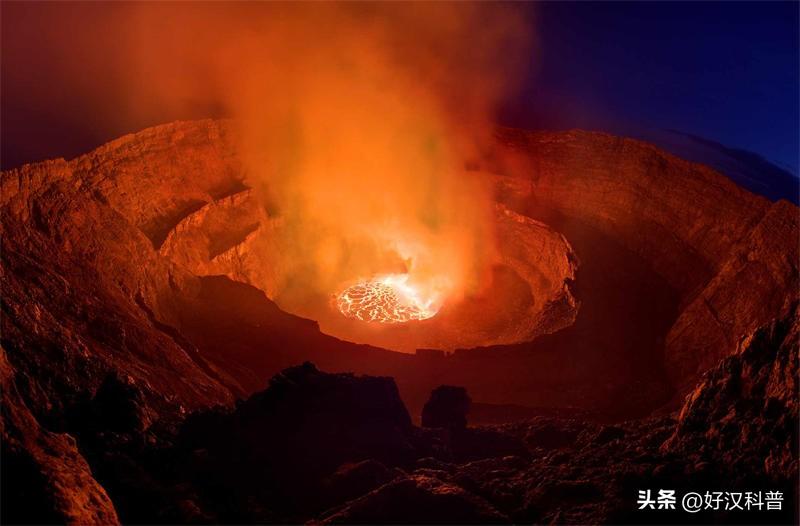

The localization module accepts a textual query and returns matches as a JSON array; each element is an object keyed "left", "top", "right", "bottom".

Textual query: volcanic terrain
[{"left": 1, "top": 120, "right": 797, "bottom": 524}]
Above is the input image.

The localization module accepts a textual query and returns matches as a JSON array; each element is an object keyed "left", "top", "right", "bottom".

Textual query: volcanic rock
[
  {"left": 0, "top": 347, "right": 120, "bottom": 525},
  {"left": 0, "top": 127, "right": 240, "bottom": 417},
  {"left": 1, "top": 119, "right": 797, "bottom": 523},
  {"left": 523, "top": 419, "right": 583, "bottom": 450},
  {"left": 171, "top": 363, "right": 417, "bottom": 520},
  {"left": 87, "top": 372, "right": 155, "bottom": 433},
  {"left": 319, "top": 460, "right": 404, "bottom": 511},
  {"left": 320, "top": 474, "right": 509, "bottom": 524},
  {"left": 663, "top": 307, "right": 799, "bottom": 483},
  {"left": 492, "top": 127, "right": 799, "bottom": 393},
  {"left": 422, "top": 385, "right": 471, "bottom": 430},
  {"left": 4, "top": 119, "right": 795, "bottom": 417},
  {"left": 664, "top": 199, "right": 799, "bottom": 391}
]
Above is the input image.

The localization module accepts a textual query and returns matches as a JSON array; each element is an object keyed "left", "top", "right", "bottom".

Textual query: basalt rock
[
  {"left": 422, "top": 385, "right": 471, "bottom": 430},
  {"left": 169, "top": 363, "right": 417, "bottom": 521},
  {"left": 492, "top": 128, "right": 799, "bottom": 394},
  {"left": 663, "top": 307, "right": 799, "bottom": 483},
  {"left": 0, "top": 347, "right": 120, "bottom": 525},
  {"left": 1, "top": 120, "right": 796, "bottom": 523},
  {"left": 320, "top": 474, "right": 510, "bottom": 524},
  {"left": 4, "top": 119, "right": 795, "bottom": 413}
]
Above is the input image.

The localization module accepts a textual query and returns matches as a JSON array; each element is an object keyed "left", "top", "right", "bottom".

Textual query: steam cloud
[{"left": 20, "top": 3, "right": 533, "bottom": 307}]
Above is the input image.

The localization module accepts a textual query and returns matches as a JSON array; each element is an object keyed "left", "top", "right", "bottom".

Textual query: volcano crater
[{"left": 161, "top": 191, "right": 580, "bottom": 352}]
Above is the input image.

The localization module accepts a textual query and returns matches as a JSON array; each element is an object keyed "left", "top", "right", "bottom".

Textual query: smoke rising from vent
[
  {"left": 12, "top": 3, "right": 534, "bottom": 307},
  {"left": 135, "top": 3, "right": 532, "bottom": 306}
]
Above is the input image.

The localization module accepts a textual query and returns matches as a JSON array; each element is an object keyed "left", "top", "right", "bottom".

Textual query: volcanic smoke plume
[{"left": 109, "top": 3, "right": 532, "bottom": 314}]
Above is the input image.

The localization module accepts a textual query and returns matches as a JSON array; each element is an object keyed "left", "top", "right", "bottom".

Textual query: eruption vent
[{"left": 336, "top": 274, "right": 439, "bottom": 323}]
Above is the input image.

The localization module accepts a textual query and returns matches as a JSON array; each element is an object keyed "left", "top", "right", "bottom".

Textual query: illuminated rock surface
[{"left": 1, "top": 120, "right": 796, "bottom": 523}]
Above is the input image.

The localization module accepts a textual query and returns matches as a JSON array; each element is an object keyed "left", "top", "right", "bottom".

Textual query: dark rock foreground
[{"left": 4, "top": 339, "right": 797, "bottom": 524}]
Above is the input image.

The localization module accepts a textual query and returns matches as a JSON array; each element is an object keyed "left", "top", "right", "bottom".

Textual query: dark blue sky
[{"left": 503, "top": 1, "right": 799, "bottom": 175}]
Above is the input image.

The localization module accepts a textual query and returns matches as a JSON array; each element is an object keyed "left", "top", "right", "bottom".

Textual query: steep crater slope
[
  {"left": 93, "top": 121, "right": 795, "bottom": 405},
  {"left": 489, "top": 128, "right": 798, "bottom": 394},
  {"left": 161, "top": 195, "right": 580, "bottom": 352},
  {"left": 73, "top": 121, "right": 580, "bottom": 353},
  {"left": 3, "top": 119, "right": 796, "bottom": 416},
  {"left": 2, "top": 120, "right": 797, "bottom": 523}
]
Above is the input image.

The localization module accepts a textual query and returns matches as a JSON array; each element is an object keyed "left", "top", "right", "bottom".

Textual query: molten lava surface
[{"left": 336, "top": 275, "right": 437, "bottom": 323}]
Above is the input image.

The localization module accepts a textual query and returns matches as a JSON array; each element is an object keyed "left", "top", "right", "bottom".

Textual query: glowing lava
[{"left": 336, "top": 274, "right": 439, "bottom": 323}]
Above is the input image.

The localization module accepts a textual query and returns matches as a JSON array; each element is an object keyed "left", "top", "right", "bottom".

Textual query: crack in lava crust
[{"left": 336, "top": 276, "right": 436, "bottom": 323}]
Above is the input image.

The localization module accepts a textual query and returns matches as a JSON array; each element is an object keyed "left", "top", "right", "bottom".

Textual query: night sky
[
  {"left": 2, "top": 2, "right": 798, "bottom": 182},
  {"left": 504, "top": 1, "right": 799, "bottom": 176}
]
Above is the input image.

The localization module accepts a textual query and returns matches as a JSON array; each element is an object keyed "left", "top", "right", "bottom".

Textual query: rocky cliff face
[
  {"left": 1, "top": 120, "right": 796, "bottom": 523},
  {"left": 0, "top": 347, "right": 119, "bottom": 525},
  {"left": 8, "top": 120, "right": 792, "bottom": 390},
  {"left": 492, "top": 128, "right": 798, "bottom": 390},
  {"left": 663, "top": 306, "right": 798, "bottom": 482},
  {"left": 0, "top": 126, "right": 239, "bottom": 414}
]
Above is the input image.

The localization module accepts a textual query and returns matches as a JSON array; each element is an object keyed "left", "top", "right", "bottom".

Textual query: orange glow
[
  {"left": 34, "top": 3, "right": 533, "bottom": 318},
  {"left": 336, "top": 274, "right": 440, "bottom": 323}
]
